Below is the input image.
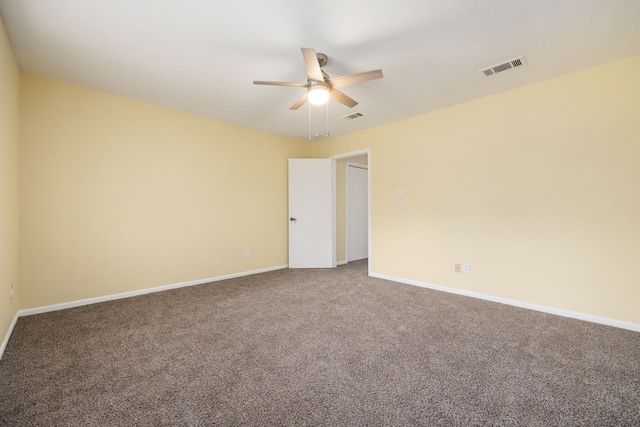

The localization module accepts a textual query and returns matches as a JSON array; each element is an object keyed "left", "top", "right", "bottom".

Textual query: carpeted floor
[{"left": 1, "top": 260, "right": 639, "bottom": 426}]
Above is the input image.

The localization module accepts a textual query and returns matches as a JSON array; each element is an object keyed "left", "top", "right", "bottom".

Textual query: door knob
[{"left": 289, "top": 217, "right": 297, "bottom": 222}]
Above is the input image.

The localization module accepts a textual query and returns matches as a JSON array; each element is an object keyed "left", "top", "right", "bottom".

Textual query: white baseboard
[
  {"left": 337, "top": 260, "right": 348, "bottom": 266},
  {"left": 19, "top": 264, "right": 288, "bottom": 318},
  {"left": 5, "top": 265, "right": 636, "bottom": 361},
  {"left": 1, "top": 311, "right": 20, "bottom": 360},
  {"left": 370, "top": 272, "right": 640, "bottom": 333},
  {"left": 1, "top": 265, "right": 287, "bottom": 360}
]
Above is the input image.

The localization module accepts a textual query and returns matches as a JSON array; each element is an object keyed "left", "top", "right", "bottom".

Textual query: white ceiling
[{"left": 1, "top": 0, "right": 639, "bottom": 141}]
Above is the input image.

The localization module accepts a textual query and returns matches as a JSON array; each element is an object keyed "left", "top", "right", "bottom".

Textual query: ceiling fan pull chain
[
  {"left": 326, "top": 101, "right": 330, "bottom": 138},
  {"left": 308, "top": 101, "right": 312, "bottom": 142}
]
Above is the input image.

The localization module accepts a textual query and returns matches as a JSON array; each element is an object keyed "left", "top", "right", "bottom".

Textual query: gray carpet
[{"left": 1, "top": 260, "right": 639, "bottom": 426}]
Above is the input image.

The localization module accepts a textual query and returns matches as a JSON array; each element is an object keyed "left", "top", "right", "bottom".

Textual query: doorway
[
  {"left": 287, "top": 150, "right": 370, "bottom": 270},
  {"left": 332, "top": 150, "right": 369, "bottom": 266},
  {"left": 347, "top": 163, "right": 368, "bottom": 261}
]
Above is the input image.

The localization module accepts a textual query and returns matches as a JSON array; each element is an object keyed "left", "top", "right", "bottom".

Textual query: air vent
[
  {"left": 341, "top": 112, "right": 364, "bottom": 120},
  {"left": 480, "top": 56, "right": 527, "bottom": 77}
]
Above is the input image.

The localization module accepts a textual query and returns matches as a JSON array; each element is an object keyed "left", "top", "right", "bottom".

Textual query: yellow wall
[
  {"left": 19, "top": 75, "right": 310, "bottom": 309},
  {"left": 314, "top": 55, "right": 640, "bottom": 325},
  {"left": 8, "top": 42, "right": 640, "bottom": 330},
  {"left": 0, "top": 18, "right": 21, "bottom": 346}
]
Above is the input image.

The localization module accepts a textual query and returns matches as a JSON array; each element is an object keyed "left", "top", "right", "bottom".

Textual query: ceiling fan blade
[
  {"left": 329, "top": 69, "right": 383, "bottom": 89},
  {"left": 301, "top": 47, "right": 324, "bottom": 82},
  {"left": 290, "top": 92, "right": 308, "bottom": 110},
  {"left": 330, "top": 89, "right": 358, "bottom": 108},
  {"left": 253, "top": 81, "right": 307, "bottom": 87}
]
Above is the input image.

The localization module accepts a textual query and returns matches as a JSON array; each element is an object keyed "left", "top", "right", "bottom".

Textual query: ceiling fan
[{"left": 254, "top": 47, "right": 383, "bottom": 110}]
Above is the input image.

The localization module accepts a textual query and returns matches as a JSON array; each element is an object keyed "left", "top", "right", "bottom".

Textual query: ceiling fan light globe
[{"left": 308, "top": 87, "right": 330, "bottom": 105}]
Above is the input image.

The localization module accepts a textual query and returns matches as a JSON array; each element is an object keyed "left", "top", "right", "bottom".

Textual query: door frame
[{"left": 330, "top": 149, "right": 371, "bottom": 276}]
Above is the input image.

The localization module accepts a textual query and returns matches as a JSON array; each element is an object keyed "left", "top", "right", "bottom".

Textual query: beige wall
[
  {"left": 19, "top": 75, "right": 310, "bottom": 309},
  {"left": 0, "top": 18, "right": 21, "bottom": 346},
  {"left": 313, "top": 55, "right": 640, "bottom": 325},
  {"left": 336, "top": 155, "right": 368, "bottom": 263},
  {"left": 6, "top": 42, "right": 640, "bottom": 333}
]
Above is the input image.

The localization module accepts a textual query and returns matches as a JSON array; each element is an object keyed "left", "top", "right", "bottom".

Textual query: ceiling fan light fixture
[{"left": 308, "top": 84, "right": 330, "bottom": 105}]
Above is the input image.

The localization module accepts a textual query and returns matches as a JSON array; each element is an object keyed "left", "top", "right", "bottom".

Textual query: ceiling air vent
[
  {"left": 341, "top": 112, "right": 364, "bottom": 120},
  {"left": 480, "top": 56, "right": 527, "bottom": 77}
]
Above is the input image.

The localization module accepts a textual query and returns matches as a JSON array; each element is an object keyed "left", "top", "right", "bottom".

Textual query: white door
[
  {"left": 288, "top": 159, "right": 335, "bottom": 268},
  {"left": 347, "top": 164, "right": 368, "bottom": 261}
]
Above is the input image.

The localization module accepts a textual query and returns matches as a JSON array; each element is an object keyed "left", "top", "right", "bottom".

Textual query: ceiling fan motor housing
[{"left": 316, "top": 52, "right": 328, "bottom": 68}]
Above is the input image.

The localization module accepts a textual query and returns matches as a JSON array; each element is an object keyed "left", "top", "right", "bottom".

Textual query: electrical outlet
[
  {"left": 10, "top": 283, "right": 14, "bottom": 299},
  {"left": 454, "top": 263, "right": 461, "bottom": 273},
  {"left": 462, "top": 263, "right": 470, "bottom": 274},
  {"left": 245, "top": 250, "right": 251, "bottom": 258}
]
